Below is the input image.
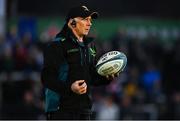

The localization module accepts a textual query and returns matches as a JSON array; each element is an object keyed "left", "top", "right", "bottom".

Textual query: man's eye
[
  {"left": 86, "top": 18, "right": 92, "bottom": 22},
  {"left": 82, "top": 18, "right": 88, "bottom": 21}
]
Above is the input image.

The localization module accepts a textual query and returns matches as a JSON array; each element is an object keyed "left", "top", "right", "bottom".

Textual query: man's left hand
[{"left": 105, "top": 72, "right": 120, "bottom": 80}]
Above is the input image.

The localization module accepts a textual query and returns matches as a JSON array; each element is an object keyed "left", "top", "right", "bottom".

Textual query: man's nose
[
  {"left": 87, "top": 20, "right": 92, "bottom": 26},
  {"left": 89, "top": 21, "right": 92, "bottom": 26}
]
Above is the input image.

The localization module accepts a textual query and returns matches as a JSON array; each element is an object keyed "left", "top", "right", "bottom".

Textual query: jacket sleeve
[
  {"left": 89, "top": 64, "right": 112, "bottom": 86},
  {"left": 88, "top": 43, "right": 112, "bottom": 86},
  {"left": 41, "top": 42, "right": 71, "bottom": 95}
]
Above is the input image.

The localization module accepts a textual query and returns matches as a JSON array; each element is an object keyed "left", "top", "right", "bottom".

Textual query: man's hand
[
  {"left": 71, "top": 80, "right": 87, "bottom": 95},
  {"left": 105, "top": 72, "right": 120, "bottom": 80}
]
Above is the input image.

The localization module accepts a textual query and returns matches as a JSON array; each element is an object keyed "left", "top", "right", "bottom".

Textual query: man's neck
[
  {"left": 72, "top": 29, "right": 84, "bottom": 42},
  {"left": 78, "top": 37, "right": 83, "bottom": 42}
]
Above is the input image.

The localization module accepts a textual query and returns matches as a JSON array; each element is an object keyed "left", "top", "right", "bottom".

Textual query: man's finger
[
  {"left": 111, "top": 74, "right": 114, "bottom": 78},
  {"left": 106, "top": 75, "right": 109, "bottom": 79},
  {"left": 80, "top": 88, "right": 87, "bottom": 94},
  {"left": 79, "top": 85, "right": 87, "bottom": 94},
  {"left": 79, "top": 82, "right": 87, "bottom": 89},
  {"left": 115, "top": 72, "right": 119, "bottom": 77}
]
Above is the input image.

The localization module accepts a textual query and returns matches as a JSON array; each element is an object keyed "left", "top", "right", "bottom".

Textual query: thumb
[
  {"left": 76, "top": 80, "right": 85, "bottom": 84},
  {"left": 106, "top": 75, "right": 109, "bottom": 80},
  {"left": 111, "top": 74, "right": 114, "bottom": 78}
]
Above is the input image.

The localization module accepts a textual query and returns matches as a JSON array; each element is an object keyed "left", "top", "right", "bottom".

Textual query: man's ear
[
  {"left": 71, "top": 19, "right": 76, "bottom": 27},
  {"left": 68, "top": 18, "right": 76, "bottom": 28}
]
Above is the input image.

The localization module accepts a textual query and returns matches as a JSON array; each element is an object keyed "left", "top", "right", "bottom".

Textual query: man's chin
[{"left": 83, "top": 33, "right": 89, "bottom": 36}]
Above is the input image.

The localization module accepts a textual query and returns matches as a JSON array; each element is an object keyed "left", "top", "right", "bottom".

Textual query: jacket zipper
[
  {"left": 79, "top": 47, "right": 83, "bottom": 66},
  {"left": 84, "top": 48, "right": 87, "bottom": 65},
  {"left": 79, "top": 46, "right": 88, "bottom": 66}
]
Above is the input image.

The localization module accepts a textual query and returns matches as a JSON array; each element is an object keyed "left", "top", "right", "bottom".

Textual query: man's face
[{"left": 73, "top": 16, "right": 92, "bottom": 36}]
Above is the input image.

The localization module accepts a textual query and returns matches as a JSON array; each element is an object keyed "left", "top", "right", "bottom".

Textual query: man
[{"left": 41, "top": 5, "right": 119, "bottom": 120}]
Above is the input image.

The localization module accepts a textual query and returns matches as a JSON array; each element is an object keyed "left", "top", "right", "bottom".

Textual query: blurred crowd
[
  {"left": 92, "top": 29, "right": 180, "bottom": 120},
  {"left": 0, "top": 23, "right": 180, "bottom": 120}
]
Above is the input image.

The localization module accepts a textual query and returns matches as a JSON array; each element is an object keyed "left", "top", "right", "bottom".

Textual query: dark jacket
[{"left": 41, "top": 25, "right": 111, "bottom": 112}]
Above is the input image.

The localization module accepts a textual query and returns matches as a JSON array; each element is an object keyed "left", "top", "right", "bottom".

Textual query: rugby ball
[{"left": 96, "top": 51, "right": 127, "bottom": 76}]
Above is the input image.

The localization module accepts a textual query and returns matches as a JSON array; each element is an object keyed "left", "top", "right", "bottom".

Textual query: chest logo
[{"left": 89, "top": 48, "right": 96, "bottom": 57}]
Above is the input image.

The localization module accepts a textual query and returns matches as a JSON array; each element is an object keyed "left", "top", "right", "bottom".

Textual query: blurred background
[{"left": 0, "top": 0, "right": 180, "bottom": 120}]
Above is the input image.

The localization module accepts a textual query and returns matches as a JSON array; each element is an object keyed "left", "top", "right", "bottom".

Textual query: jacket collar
[{"left": 57, "top": 26, "right": 95, "bottom": 46}]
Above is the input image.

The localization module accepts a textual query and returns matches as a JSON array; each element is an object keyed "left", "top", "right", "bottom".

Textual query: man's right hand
[{"left": 71, "top": 80, "right": 87, "bottom": 95}]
